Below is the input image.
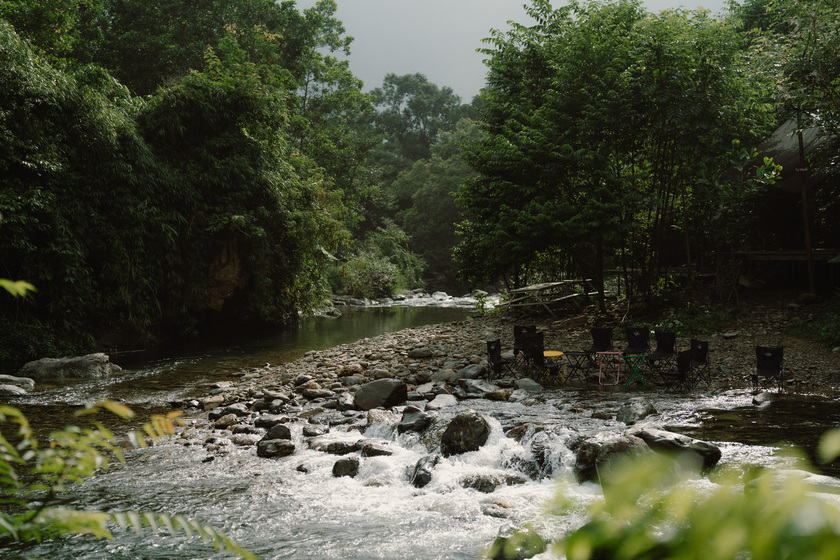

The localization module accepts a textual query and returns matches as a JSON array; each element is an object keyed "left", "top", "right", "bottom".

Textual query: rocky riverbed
[
  {"left": 7, "top": 293, "right": 840, "bottom": 560},
  {"left": 173, "top": 292, "right": 840, "bottom": 491}
]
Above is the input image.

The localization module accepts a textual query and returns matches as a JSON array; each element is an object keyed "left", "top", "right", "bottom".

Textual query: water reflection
[{"left": 15, "top": 306, "right": 472, "bottom": 408}]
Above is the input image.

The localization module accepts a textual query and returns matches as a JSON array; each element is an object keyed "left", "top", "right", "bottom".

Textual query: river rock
[
  {"left": 515, "top": 378, "right": 543, "bottom": 392},
  {"left": 221, "top": 403, "right": 250, "bottom": 417},
  {"left": 574, "top": 433, "right": 654, "bottom": 483},
  {"left": 302, "top": 425, "right": 328, "bottom": 437},
  {"left": 311, "top": 439, "right": 359, "bottom": 455},
  {"left": 336, "top": 392, "right": 355, "bottom": 411},
  {"left": 202, "top": 394, "right": 225, "bottom": 411},
  {"left": 354, "top": 379, "right": 407, "bottom": 411},
  {"left": 332, "top": 457, "right": 360, "bottom": 478},
  {"left": 460, "top": 473, "right": 527, "bottom": 493},
  {"left": 627, "top": 426, "right": 722, "bottom": 471},
  {"left": 398, "top": 405, "right": 431, "bottom": 434},
  {"left": 408, "top": 347, "right": 433, "bottom": 359},
  {"left": 410, "top": 454, "right": 441, "bottom": 488},
  {"left": 18, "top": 352, "right": 121, "bottom": 379},
  {"left": 0, "top": 374, "right": 35, "bottom": 391},
  {"left": 425, "top": 393, "right": 458, "bottom": 410},
  {"left": 0, "top": 384, "right": 28, "bottom": 396},
  {"left": 458, "top": 364, "right": 485, "bottom": 380},
  {"left": 254, "top": 413, "right": 287, "bottom": 429},
  {"left": 360, "top": 441, "right": 394, "bottom": 457},
  {"left": 256, "top": 439, "right": 296, "bottom": 458},
  {"left": 616, "top": 398, "right": 657, "bottom": 425},
  {"left": 303, "top": 388, "right": 335, "bottom": 400},
  {"left": 214, "top": 414, "right": 239, "bottom": 429},
  {"left": 339, "top": 363, "right": 365, "bottom": 376},
  {"left": 441, "top": 412, "right": 491, "bottom": 457},
  {"left": 454, "top": 379, "right": 500, "bottom": 399},
  {"left": 264, "top": 424, "right": 293, "bottom": 440}
]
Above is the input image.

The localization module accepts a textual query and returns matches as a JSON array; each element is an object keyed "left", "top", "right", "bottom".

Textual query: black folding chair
[
  {"left": 486, "top": 339, "right": 515, "bottom": 379},
  {"left": 661, "top": 350, "right": 694, "bottom": 392},
  {"left": 647, "top": 330, "right": 677, "bottom": 381},
  {"left": 521, "top": 332, "right": 563, "bottom": 385},
  {"left": 590, "top": 327, "right": 614, "bottom": 353},
  {"left": 751, "top": 346, "right": 784, "bottom": 390},
  {"left": 689, "top": 339, "right": 712, "bottom": 386},
  {"left": 622, "top": 326, "right": 651, "bottom": 355},
  {"left": 513, "top": 325, "right": 537, "bottom": 372}
]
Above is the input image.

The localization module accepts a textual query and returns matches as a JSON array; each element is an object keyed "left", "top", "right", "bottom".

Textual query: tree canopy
[
  {"left": 455, "top": 0, "right": 782, "bottom": 304},
  {"left": 1, "top": 0, "right": 839, "bottom": 362}
]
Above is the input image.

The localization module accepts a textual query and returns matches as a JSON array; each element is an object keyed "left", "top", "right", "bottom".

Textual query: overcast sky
[{"left": 296, "top": 0, "right": 730, "bottom": 101}]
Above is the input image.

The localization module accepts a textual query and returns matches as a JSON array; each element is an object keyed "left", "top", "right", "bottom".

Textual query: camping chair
[
  {"left": 689, "top": 339, "right": 712, "bottom": 386},
  {"left": 564, "top": 327, "right": 612, "bottom": 384},
  {"left": 513, "top": 325, "right": 537, "bottom": 372},
  {"left": 622, "top": 326, "right": 651, "bottom": 355},
  {"left": 486, "top": 339, "right": 515, "bottom": 379},
  {"left": 751, "top": 346, "right": 784, "bottom": 390},
  {"left": 622, "top": 326, "right": 651, "bottom": 386},
  {"left": 661, "top": 350, "right": 694, "bottom": 392},
  {"left": 647, "top": 330, "right": 677, "bottom": 382},
  {"left": 590, "top": 327, "right": 614, "bottom": 353},
  {"left": 521, "top": 332, "right": 563, "bottom": 385}
]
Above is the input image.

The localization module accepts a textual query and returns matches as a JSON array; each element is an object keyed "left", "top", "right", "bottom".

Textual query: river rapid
[{"left": 4, "top": 302, "right": 840, "bottom": 560}]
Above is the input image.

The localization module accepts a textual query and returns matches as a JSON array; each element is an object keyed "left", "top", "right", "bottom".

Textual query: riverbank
[{"left": 201, "top": 291, "right": 839, "bottom": 407}]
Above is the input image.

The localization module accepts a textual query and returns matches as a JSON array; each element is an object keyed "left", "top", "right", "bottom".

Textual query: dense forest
[{"left": 1, "top": 0, "right": 838, "bottom": 364}]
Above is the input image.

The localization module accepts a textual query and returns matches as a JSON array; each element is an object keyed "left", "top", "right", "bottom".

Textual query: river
[{"left": 3, "top": 302, "right": 840, "bottom": 560}]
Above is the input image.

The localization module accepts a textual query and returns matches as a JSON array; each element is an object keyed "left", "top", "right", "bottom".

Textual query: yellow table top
[{"left": 543, "top": 350, "right": 564, "bottom": 358}]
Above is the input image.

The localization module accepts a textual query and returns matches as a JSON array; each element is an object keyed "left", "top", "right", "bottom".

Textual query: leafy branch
[{"left": 0, "top": 401, "right": 258, "bottom": 559}]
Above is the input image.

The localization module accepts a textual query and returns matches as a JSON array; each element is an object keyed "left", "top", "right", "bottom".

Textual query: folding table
[
  {"left": 564, "top": 351, "right": 591, "bottom": 383},
  {"left": 597, "top": 351, "right": 623, "bottom": 385}
]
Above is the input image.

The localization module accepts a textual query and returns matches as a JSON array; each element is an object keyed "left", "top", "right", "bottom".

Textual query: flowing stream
[{"left": 4, "top": 303, "right": 840, "bottom": 560}]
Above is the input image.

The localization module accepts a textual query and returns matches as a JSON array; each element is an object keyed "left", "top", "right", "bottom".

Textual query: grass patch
[
  {"left": 787, "top": 293, "right": 840, "bottom": 346},
  {"left": 653, "top": 305, "right": 743, "bottom": 337}
]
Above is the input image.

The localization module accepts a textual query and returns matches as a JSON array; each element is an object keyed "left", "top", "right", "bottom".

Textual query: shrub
[
  {"left": 488, "top": 429, "right": 840, "bottom": 560},
  {"left": 0, "top": 401, "right": 257, "bottom": 559}
]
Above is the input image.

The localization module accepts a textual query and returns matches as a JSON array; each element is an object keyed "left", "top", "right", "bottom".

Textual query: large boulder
[
  {"left": 398, "top": 405, "right": 431, "bottom": 434},
  {"left": 616, "top": 398, "right": 657, "bottom": 425},
  {"left": 627, "top": 426, "right": 722, "bottom": 471},
  {"left": 332, "top": 457, "right": 360, "bottom": 478},
  {"left": 440, "top": 412, "right": 491, "bottom": 457},
  {"left": 17, "top": 353, "right": 121, "bottom": 379},
  {"left": 0, "top": 374, "right": 35, "bottom": 391},
  {"left": 353, "top": 379, "right": 407, "bottom": 411},
  {"left": 574, "top": 433, "right": 654, "bottom": 483},
  {"left": 263, "top": 424, "right": 292, "bottom": 441}
]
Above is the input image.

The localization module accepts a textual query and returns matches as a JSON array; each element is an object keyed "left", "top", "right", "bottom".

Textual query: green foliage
[
  {"left": 654, "top": 304, "right": 742, "bottom": 336},
  {"left": 332, "top": 223, "right": 424, "bottom": 298},
  {"left": 338, "top": 251, "right": 399, "bottom": 299},
  {"left": 697, "top": 140, "right": 782, "bottom": 252},
  {"left": 0, "top": 17, "right": 349, "bottom": 361},
  {"left": 456, "top": 0, "right": 778, "bottom": 299},
  {"left": 787, "top": 293, "right": 840, "bottom": 347},
  {"left": 396, "top": 118, "right": 480, "bottom": 288},
  {"left": 492, "top": 429, "right": 840, "bottom": 560},
  {"left": 0, "top": 402, "right": 256, "bottom": 559}
]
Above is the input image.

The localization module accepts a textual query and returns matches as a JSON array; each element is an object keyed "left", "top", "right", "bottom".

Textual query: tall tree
[
  {"left": 370, "top": 73, "right": 474, "bottom": 192},
  {"left": 456, "top": 0, "right": 776, "bottom": 303},
  {"left": 395, "top": 119, "right": 481, "bottom": 290}
]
